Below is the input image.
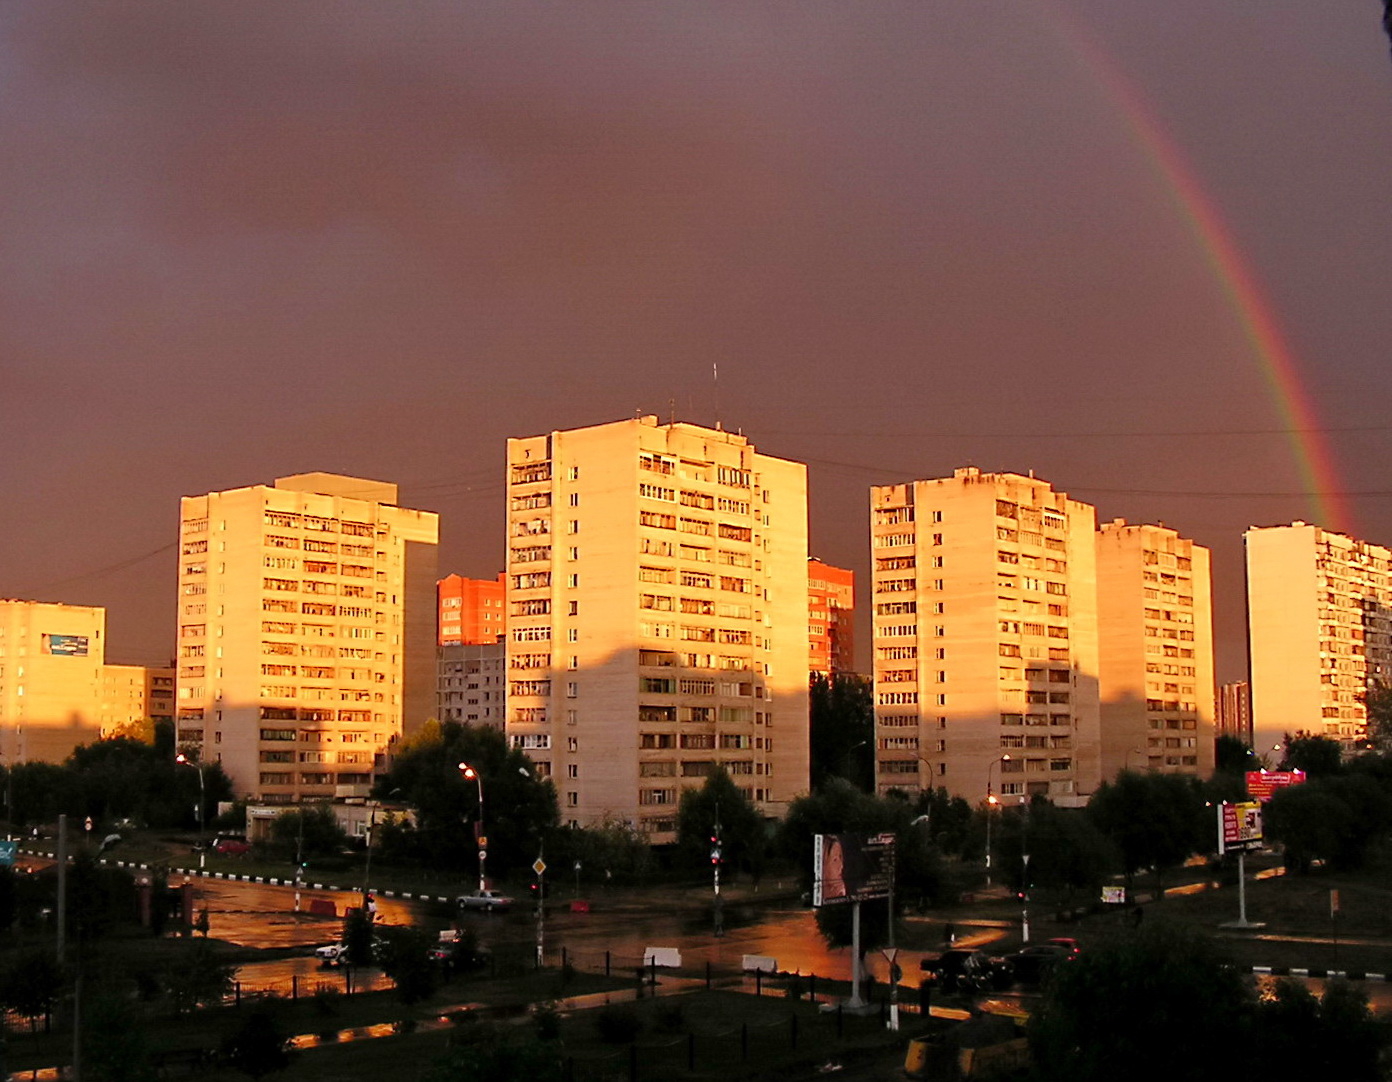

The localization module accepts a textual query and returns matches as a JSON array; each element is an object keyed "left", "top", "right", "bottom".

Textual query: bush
[
  {"left": 654, "top": 1000, "right": 684, "bottom": 1031},
  {"left": 533, "top": 1001, "right": 561, "bottom": 1041},
  {"left": 594, "top": 1003, "right": 643, "bottom": 1043}
]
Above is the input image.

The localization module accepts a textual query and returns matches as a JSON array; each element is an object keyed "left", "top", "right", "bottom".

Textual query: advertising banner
[
  {"left": 813, "top": 832, "right": 895, "bottom": 906},
  {"left": 1218, "top": 801, "right": 1263, "bottom": 854},
  {"left": 1246, "top": 770, "right": 1306, "bottom": 802},
  {"left": 41, "top": 634, "right": 89, "bottom": 657}
]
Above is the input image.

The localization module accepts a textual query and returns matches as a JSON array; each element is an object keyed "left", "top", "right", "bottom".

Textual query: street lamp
[
  {"left": 984, "top": 755, "right": 1010, "bottom": 888},
  {"left": 175, "top": 753, "right": 206, "bottom": 869},
  {"left": 459, "top": 762, "right": 486, "bottom": 894}
]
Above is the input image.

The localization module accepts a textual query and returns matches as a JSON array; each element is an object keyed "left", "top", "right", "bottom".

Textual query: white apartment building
[
  {"left": 0, "top": 599, "right": 106, "bottom": 763},
  {"left": 175, "top": 473, "right": 438, "bottom": 801},
  {"left": 871, "top": 468, "right": 1101, "bottom": 807},
  {"left": 1247, "top": 521, "right": 1392, "bottom": 746},
  {"left": 504, "top": 416, "right": 810, "bottom": 838},
  {"left": 1096, "top": 520, "right": 1215, "bottom": 779}
]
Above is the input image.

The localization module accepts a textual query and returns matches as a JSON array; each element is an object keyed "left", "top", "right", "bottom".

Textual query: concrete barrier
[
  {"left": 742, "top": 954, "right": 778, "bottom": 973},
  {"left": 643, "top": 947, "right": 682, "bottom": 968}
]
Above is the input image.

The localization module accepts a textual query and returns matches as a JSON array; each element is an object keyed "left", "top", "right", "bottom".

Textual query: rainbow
[{"left": 1037, "top": 3, "right": 1351, "bottom": 534}]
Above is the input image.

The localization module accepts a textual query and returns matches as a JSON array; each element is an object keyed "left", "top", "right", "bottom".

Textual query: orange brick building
[
  {"left": 437, "top": 573, "right": 505, "bottom": 646},
  {"left": 809, "top": 559, "right": 855, "bottom": 674}
]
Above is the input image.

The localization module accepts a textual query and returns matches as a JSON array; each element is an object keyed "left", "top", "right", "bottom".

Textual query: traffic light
[{"left": 709, "top": 833, "right": 722, "bottom": 865}]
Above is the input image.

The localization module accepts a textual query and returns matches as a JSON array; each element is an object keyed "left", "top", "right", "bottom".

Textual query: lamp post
[
  {"left": 459, "top": 762, "right": 486, "bottom": 893},
  {"left": 175, "top": 753, "right": 206, "bottom": 870},
  {"left": 984, "top": 755, "right": 1009, "bottom": 888}
]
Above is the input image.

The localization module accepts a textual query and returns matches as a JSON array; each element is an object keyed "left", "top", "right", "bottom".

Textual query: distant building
[
  {"left": 1217, "top": 681, "right": 1252, "bottom": 744},
  {"left": 0, "top": 599, "right": 106, "bottom": 762},
  {"left": 437, "top": 573, "right": 505, "bottom": 647},
  {"left": 1095, "top": 520, "right": 1215, "bottom": 779},
  {"left": 101, "top": 663, "right": 176, "bottom": 736},
  {"left": 808, "top": 559, "right": 855, "bottom": 674},
  {"left": 175, "top": 473, "right": 438, "bottom": 802},
  {"left": 1246, "top": 522, "right": 1392, "bottom": 747},
  {"left": 871, "top": 468, "right": 1100, "bottom": 807},
  {"left": 438, "top": 642, "right": 505, "bottom": 727},
  {"left": 504, "top": 416, "right": 810, "bottom": 838}
]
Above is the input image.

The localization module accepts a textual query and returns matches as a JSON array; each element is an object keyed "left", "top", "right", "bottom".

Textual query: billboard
[
  {"left": 813, "top": 832, "right": 895, "bottom": 906},
  {"left": 1218, "top": 801, "right": 1263, "bottom": 854},
  {"left": 1246, "top": 770, "right": 1306, "bottom": 802},
  {"left": 41, "top": 634, "right": 89, "bottom": 657}
]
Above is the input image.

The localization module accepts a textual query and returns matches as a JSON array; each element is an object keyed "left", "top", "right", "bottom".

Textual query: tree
[
  {"left": 422, "top": 1023, "right": 562, "bottom": 1082},
  {"left": 79, "top": 989, "right": 153, "bottom": 1082},
  {"left": 1280, "top": 731, "right": 1344, "bottom": 777},
  {"left": 376, "top": 925, "right": 438, "bottom": 1006},
  {"left": 341, "top": 907, "right": 376, "bottom": 969},
  {"left": 809, "top": 672, "right": 874, "bottom": 791},
  {"left": 993, "top": 800, "right": 1116, "bottom": 906},
  {"left": 220, "top": 1004, "right": 294, "bottom": 1079},
  {"left": 1085, "top": 771, "right": 1208, "bottom": 896},
  {"left": 164, "top": 940, "right": 234, "bottom": 1013},
  {"left": 1214, "top": 734, "right": 1257, "bottom": 774},
  {"left": 675, "top": 767, "right": 766, "bottom": 876},
  {"left": 1264, "top": 774, "right": 1392, "bottom": 873},
  {"left": 0, "top": 947, "right": 64, "bottom": 1033},
  {"left": 269, "top": 805, "right": 349, "bottom": 860},
  {"left": 1029, "top": 923, "right": 1251, "bottom": 1082},
  {"left": 1252, "top": 978, "right": 1386, "bottom": 1080},
  {"left": 375, "top": 720, "right": 558, "bottom": 877}
]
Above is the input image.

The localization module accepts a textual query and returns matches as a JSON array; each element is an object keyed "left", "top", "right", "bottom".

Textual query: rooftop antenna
[{"left": 713, "top": 362, "right": 722, "bottom": 432}]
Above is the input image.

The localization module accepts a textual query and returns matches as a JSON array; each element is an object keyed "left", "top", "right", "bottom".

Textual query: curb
[{"left": 1247, "top": 965, "right": 1390, "bottom": 982}]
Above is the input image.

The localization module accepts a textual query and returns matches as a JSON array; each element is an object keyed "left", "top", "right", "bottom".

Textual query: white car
[{"left": 315, "top": 942, "right": 347, "bottom": 966}]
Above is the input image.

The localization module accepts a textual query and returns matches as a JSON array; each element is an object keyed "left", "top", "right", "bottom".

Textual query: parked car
[
  {"left": 920, "top": 949, "right": 1013, "bottom": 993},
  {"left": 213, "top": 836, "right": 251, "bottom": 856},
  {"left": 315, "top": 938, "right": 384, "bottom": 967},
  {"left": 1003, "top": 943, "right": 1074, "bottom": 985},
  {"left": 456, "top": 889, "right": 515, "bottom": 913}
]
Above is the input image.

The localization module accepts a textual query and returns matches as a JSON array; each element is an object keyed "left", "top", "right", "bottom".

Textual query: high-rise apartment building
[
  {"left": 101, "top": 663, "right": 176, "bottom": 736},
  {"left": 438, "top": 642, "right": 505, "bottom": 727},
  {"left": 1246, "top": 522, "right": 1392, "bottom": 746},
  {"left": 437, "top": 574, "right": 506, "bottom": 646},
  {"left": 871, "top": 468, "right": 1100, "bottom": 807},
  {"left": 808, "top": 559, "right": 856, "bottom": 674},
  {"left": 1217, "top": 681, "right": 1252, "bottom": 744},
  {"left": 175, "top": 473, "right": 438, "bottom": 801},
  {"left": 1096, "top": 520, "right": 1214, "bottom": 779},
  {"left": 0, "top": 600, "right": 106, "bottom": 763},
  {"left": 504, "top": 416, "right": 810, "bottom": 838}
]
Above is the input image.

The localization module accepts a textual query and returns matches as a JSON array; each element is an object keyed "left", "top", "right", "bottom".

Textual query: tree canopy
[
  {"left": 809, "top": 672, "right": 874, "bottom": 792},
  {"left": 675, "top": 766, "right": 766, "bottom": 876},
  {"left": 1085, "top": 771, "right": 1208, "bottom": 893},
  {"left": 1280, "top": 731, "right": 1344, "bottom": 777}
]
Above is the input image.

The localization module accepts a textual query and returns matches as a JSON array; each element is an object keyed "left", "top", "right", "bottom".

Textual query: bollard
[
  {"left": 688, "top": 1033, "right": 695, "bottom": 1071},
  {"left": 741, "top": 1022, "right": 748, "bottom": 1061},
  {"left": 605, "top": 950, "right": 611, "bottom": 978},
  {"left": 705, "top": 960, "right": 711, "bottom": 990},
  {"left": 791, "top": 1014, "right": 798, "bottom": 1050},
  {"left": 234, "top": 981, "right": 241, "bottom": 1007},
  {"left": 836, "top": 1004, "right": 843, "bottom": 1039},
  {"left": 649, "top": 958, "right": 657, "bottom": 989},
  {"left": 755, "top": 970, "right": 762, "bottom": 996},
  {"left": 561, "top": 946, "right": 568, "bottom": 971},
  {"left": 292, "top": 975, "right": 298, "bottom": 1001},
  {"left": 809, "top": 973, "right": 816, "bottom": 1003}
]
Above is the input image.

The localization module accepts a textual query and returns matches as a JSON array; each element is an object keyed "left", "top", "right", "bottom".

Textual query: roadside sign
[
  {"left": 533, "top": 858, "right": 547, "bottom": 876},
  {"left": 1246, "top": 770, "right": 1306, "bottom": 802},
  {"left": 1218, "top": 801, "right": 1263, "bottom": 854},
  {"left": 477, "top": 849, "right": 486, "bottom": 862},
  {"left": 0, "top": 841, "right": 16, "bottom": 866}
]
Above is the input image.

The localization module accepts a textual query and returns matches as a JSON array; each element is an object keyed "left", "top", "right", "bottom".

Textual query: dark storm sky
[{"left": 3, "top": 2, "right": 1390, "bottom": 723}]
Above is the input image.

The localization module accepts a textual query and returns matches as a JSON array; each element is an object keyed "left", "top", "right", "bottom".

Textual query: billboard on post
[
  {"left": 813, "top": 832, "right": 895, "bottom": 906},
  {"left": 1246, "top": 770, "right": 1306, "bottom": 802},
  {"left": 1218, "top": 801, "right": 1263, "bottom": 854}
]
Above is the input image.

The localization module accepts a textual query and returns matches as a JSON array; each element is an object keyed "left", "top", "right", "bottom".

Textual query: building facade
[
  {"left": 1095, "top": 520, "right": 1215, "bottom": 779},
  {"left": 808, "top": 559, "right": 856, "bottom": 674},
  {"left": 504, "top": 416, "right": 810, "bottom": 838},
  {"left": 437, "top": 573, "right": 506, "bottom": 647},
  {"left": 175, "top": 473, "right": 438, "bottom": 801},
  {"left": 101, "top": 663, "right": 176, "bottom": 736},
  {"left": 438, "top": 641, "right": 505, "bottom": 727},
  {"left": 1246, "top": 522, "right": 1392, "bottom": 746},
  {"left": 1217, "top": 681, "right": 1252, "bottom": 744},
  {"left": 0, "top": 600, "right": 106, "bottom": 763},
  {"left": 871, "top": 468, "right": 1101, "bottom": 807}
]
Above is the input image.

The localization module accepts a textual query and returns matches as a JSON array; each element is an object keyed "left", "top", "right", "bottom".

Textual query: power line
[
  {"left": 763, "top": 424, "right": 1392, "bottom": 440},
  {"left": 12, "top": 541, "right": 178, "bottom": 596}
]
